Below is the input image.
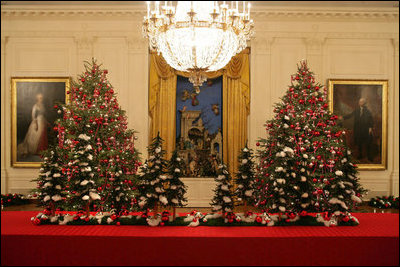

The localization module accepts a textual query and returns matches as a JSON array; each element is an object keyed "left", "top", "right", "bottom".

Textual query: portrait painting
[
  {"left": 328, "top": 79, "right": 388, "bottom": 170},
  {"left": 11, "top": 77, "right": 70, "bottom": 167}
]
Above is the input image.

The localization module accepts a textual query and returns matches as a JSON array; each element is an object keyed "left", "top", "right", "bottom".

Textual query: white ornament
[
  {"left": 223, "top": 196, "right": 232, "bottom": 203},
  {"left": 244, "top": 190, "right": 253, "bottom": 197},
  {"left": 221, "top": 185, "right": 229, "bottom": 191},
  {"left": 89, "top": 192, "right": 101, "bottom": 200},
  {"left": 159, "top": 195, "right": 168, "bottom": 205},
  {"left": 43, "top": 182, "right": 53, "bottom": 188},
  {"left": 78, "top": 134, "right": 91, "bottom": 141},
  {"left": 275, "top": 167, "right": 284, "bottom": 172},
  {"left": 51, "top": 195, "right": 62, "bottom": 201},
  {"left": 335, "top": 170, "right": 343, "bottom": 176}
]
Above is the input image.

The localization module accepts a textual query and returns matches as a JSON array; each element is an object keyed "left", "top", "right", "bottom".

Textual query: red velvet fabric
[{"left": 1, "top": 211, "right": 398, "bottom": 266}]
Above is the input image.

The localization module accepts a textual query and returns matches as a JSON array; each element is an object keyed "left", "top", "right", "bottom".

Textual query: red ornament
[{"left": 300, "top": 210, "right": 308, "bottom": 217}]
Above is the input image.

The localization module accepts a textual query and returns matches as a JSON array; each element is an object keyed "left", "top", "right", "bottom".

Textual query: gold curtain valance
[{"left": 149, "top": 48, "right": 250, "bottom": 176}]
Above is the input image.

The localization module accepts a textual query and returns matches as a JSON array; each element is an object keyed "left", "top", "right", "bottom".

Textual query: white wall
[{"left": 1, "top": 3, "right": 398, "bottom": 198}]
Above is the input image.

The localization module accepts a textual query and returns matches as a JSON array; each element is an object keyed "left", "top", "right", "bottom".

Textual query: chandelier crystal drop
[{"left": 143, "top": 1, "right": 254, "bottom": 88}]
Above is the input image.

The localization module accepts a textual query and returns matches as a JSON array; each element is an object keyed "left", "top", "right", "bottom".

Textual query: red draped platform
[{"left": 1, "top": 211, "right": 398, "bottom": 266}]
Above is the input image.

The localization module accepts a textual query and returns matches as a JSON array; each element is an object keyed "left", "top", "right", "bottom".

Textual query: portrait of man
[
  {"left": 328, "top": 80, "right": 388, "bottom": 170},
  {"left": 11, "top": 77, "right": 70, "bottom": 167}
]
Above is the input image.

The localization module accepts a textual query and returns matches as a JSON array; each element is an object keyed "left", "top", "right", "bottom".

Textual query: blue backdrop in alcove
[{"left": 176, "top": 75, "right": 223, "bottom": 140}]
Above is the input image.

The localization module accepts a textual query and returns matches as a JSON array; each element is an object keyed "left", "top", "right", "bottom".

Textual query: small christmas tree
[
  {"left": 137, "top": 132, "right": 169, "bottom": 215},
  {"left": 33, "top": 145, "right": 66, "bottom": 215},
  {"left": 53, "top": 59, "right": 140, "bottom": 216},
  {"left": 255, "top": 60, "right": 366, "bottom": 222},
  {"left": 210, "top": 163, "right": 235, "bottom": 215},
  {"left": 235, "top": 143, "right": 256, "bottom": 211},
  {"left": 65, "top": 132, "right": 101, "bottom": 216},
  {"left": 166, "top": 150, "right": 187, "bottom": 219}
]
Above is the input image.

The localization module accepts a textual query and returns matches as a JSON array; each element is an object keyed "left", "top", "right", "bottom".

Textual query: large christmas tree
[
  {"left": 255, "top": 60, "right": 366, "bottom": 219},
  {"left": 137, "top": 132, "right": 169, "bottom": 215},
  {"left": 53, "top": 59, "right": 140, "bottom": 216}
]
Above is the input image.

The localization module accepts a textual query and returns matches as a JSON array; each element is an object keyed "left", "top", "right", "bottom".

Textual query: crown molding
[
  {"left": 251, "top": 7, "right": 398, "bottom": 20},
  {"left": 1, "top": 5, "right": 398, "bottom": 21}
]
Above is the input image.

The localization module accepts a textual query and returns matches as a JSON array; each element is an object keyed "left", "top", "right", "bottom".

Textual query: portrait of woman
[
  {"left": 17, "top": 93, "right": 49, "bottom": 158},
  {"left": 11, "top": 77, "right": 70, "bottom": 167}
]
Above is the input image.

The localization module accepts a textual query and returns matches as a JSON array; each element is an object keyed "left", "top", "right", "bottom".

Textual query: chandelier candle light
[{"left": 143, "top": 1, "right": 254, "bottom": 89}]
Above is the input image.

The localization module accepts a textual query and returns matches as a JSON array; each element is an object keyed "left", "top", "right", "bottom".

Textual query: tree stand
[
  {"left": 85, "top": 202, "right": 91, "bottom": 218},
  {"left": 49, "top": 201, "right": 56, "bottom": 217},
  {"left": 153, "top": 202, "right": 159, "bottom": 218}
]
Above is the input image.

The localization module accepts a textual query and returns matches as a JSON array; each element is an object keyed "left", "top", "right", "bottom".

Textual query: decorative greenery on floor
[
  {"left": 369, "top": 196, "right": 399, "bottom": 209},
  {"left": 31, "top": 209, "right": 359, "bottom": 227},
  {"left": 1, "top": 194, "right": 30, "bottom": 208}
]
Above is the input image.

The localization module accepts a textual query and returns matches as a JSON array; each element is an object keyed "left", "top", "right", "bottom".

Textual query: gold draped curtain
[{"left": 149, "top": 48, "right": 250, "bottom": 176}]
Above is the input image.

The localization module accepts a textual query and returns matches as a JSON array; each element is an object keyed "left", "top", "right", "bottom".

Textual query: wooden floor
[{"left": 2, "top": 202, "right": 399, "bottom": 214}]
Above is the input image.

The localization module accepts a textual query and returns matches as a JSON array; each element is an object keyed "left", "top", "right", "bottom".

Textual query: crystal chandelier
[{"left": 143, "top": 1, "right": 254, "bottom": 88}]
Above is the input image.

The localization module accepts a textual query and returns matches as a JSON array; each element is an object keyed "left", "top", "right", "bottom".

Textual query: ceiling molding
[
  {"left": 1, "top": 6, "right": 398, "bottom": 21},
  {"left": 252, "top": 10, "right": 398, "bottom": 20}
]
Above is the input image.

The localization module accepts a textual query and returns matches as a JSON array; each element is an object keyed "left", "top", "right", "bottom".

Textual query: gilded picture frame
[
  {"left": 328, "top": 79, "right": 388, "bottom": 170},
  {"left": 11, "top": 77, "right": 70, "bottom": 168}
]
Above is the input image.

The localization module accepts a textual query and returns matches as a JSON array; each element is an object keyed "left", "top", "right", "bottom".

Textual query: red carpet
[{"left": 1, "top": 211, "right": 398, "bottom": 266}]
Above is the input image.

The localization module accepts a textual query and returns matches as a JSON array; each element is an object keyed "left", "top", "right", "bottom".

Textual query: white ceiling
[{"left": 2, "top": 1, "right": 398, "bottom": 8}]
